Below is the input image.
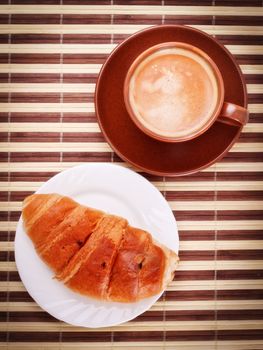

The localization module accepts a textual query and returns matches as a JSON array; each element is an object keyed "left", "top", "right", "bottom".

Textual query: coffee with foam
[{"left": 128, "top": 46, "right": 219, "bottom": 140}]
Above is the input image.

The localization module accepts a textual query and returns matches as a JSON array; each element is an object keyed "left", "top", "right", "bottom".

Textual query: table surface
[{"left": 1, "top": 1, "right": 263, "bottom": 349}]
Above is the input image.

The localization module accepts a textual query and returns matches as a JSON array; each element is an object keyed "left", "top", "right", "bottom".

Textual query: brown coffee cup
[{"left": 124, "top": 42, "right": 249, "bottom": 143}]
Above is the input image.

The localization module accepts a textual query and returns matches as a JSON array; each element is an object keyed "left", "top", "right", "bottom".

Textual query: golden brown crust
[
  {"left": 23, "top": 194, "right": 78, "bottom": 248},
  {"left": 22, "top": 194, "right": 104, "bottom": 275},
  {"left": 22, "top": 193, "right": 179, "bottom": 302},
  {"left": 22, "top": 193, "right": 61, "bottom": 234},
  {"left": 152, "top": 239, "right": 179, "bottom": 290},
  {"left": 56, "top": 215, "right": 126, "bottom": 282},
  {"left": 65, "top": 216, "right": 127, "bottom": 299},
  {"left": 39, "top": 206, "right": 103, "bottom": 274},
  {"left": 108, "top": 226, "right": 151, "bottom": 302}
]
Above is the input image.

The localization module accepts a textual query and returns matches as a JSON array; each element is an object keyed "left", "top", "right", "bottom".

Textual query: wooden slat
[
  {"left": 1, "top": 319, "right": 263, "bottom": 332},
  {"left": 0, "top": 5, "right": 262, "bottom": 16},
  {"left": 0, "top": 24, "right": 263, "bottom": 35},
  {"left": 0, "top": 341, "right": 262, "bottom": 350}
]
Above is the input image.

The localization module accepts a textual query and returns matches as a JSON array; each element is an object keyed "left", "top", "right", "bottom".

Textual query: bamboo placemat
[{"left": 0, "top": 1, "right": 263, "bottom": 349}]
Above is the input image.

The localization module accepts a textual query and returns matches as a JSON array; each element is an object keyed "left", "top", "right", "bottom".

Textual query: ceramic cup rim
[{"left": 123, "top": 41, "right": 225, "bottom": 143}]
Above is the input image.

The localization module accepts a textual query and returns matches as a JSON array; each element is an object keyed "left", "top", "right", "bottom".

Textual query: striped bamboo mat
[{"left": 0, "top": 1, "right": 263, "bottom": 349}]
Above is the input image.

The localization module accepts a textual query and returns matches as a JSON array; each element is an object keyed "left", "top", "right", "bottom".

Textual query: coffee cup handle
[{"left": 217, "top": 102, "right": 249, "bottom": 127}]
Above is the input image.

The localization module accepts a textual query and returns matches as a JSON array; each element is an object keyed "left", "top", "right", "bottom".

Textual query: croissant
[{"left": 22, "top": 193, "right": 179, "bottom": 302}]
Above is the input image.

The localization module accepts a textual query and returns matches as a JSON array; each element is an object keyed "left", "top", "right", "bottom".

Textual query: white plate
[{"left": 15, "top": 163, "right": 179, "bottom": 328}]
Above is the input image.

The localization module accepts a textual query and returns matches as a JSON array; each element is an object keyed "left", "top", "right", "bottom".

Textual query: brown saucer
[{"left": 95, "top": 25, "right": 248, "bottom": 177}]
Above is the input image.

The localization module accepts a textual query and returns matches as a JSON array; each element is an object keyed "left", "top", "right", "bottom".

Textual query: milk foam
[{"left": 129, "top": 47, "right": 219, "bottom": 138}]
